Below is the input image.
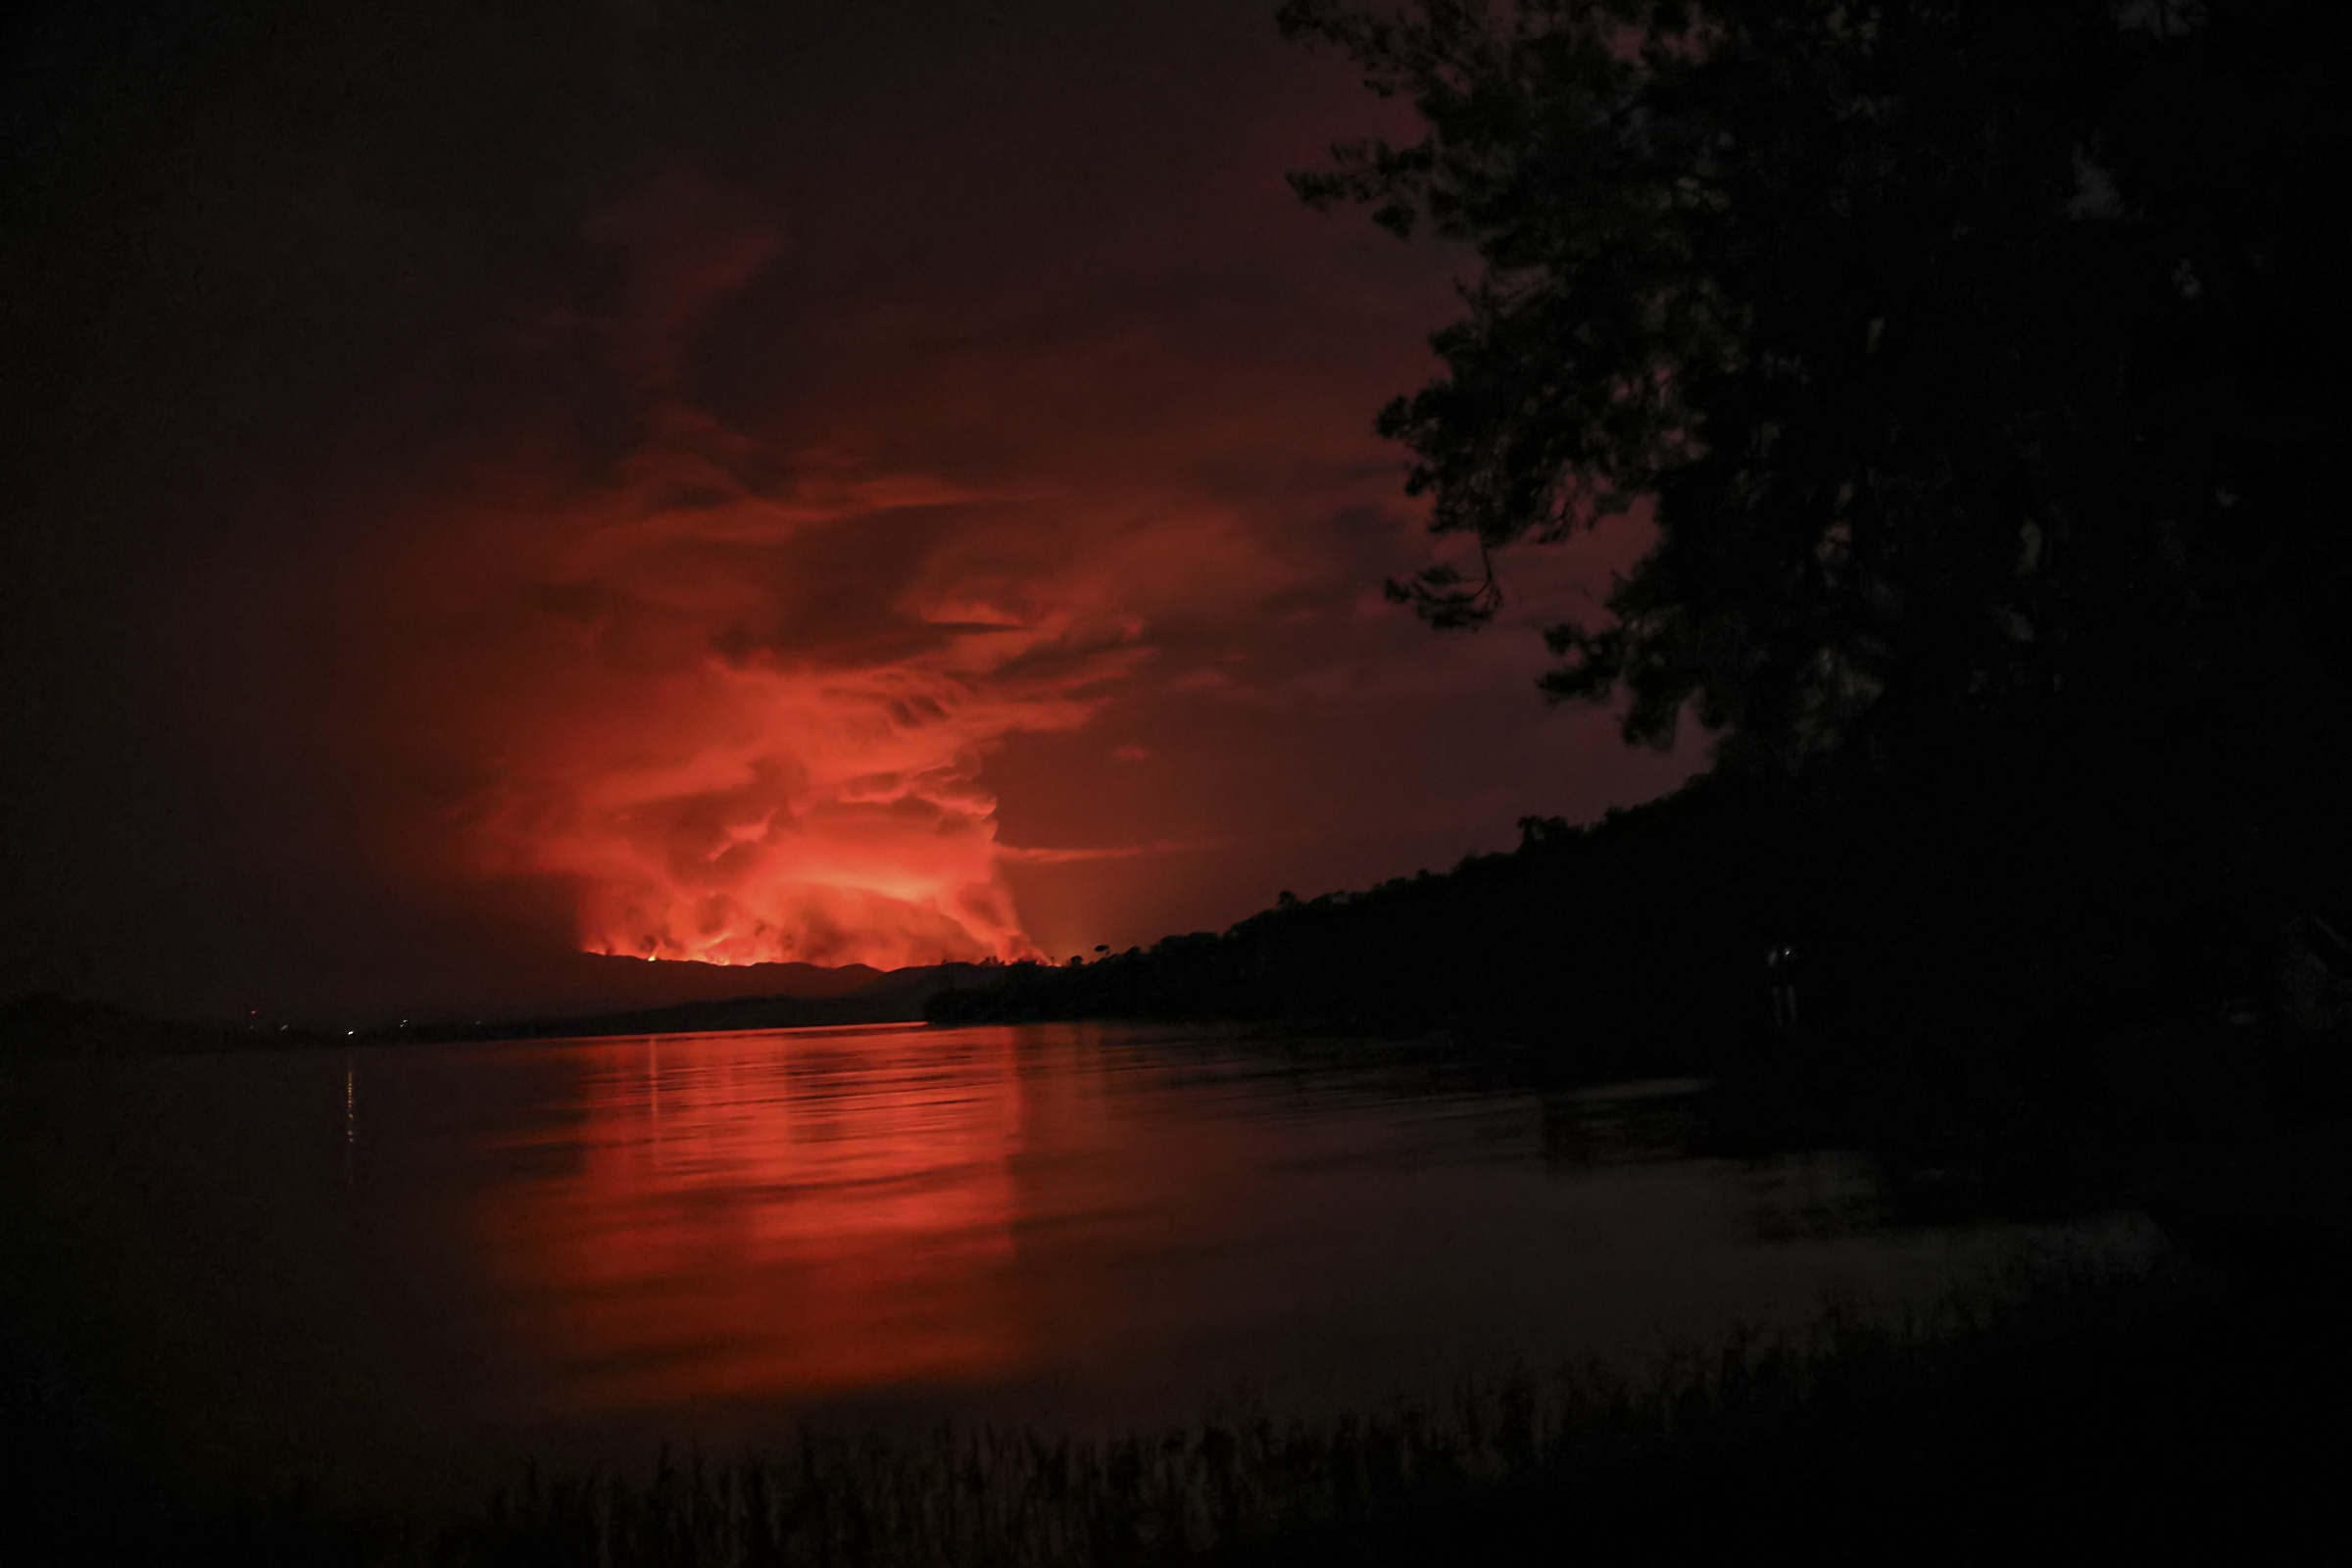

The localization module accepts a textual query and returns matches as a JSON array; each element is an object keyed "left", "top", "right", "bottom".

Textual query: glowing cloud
[
  {"left": 465, "top": 460, "right": 1138, "bottom": 967},
  {"left": 453, "top": 176, "right": 1143, "bottom": 968}
]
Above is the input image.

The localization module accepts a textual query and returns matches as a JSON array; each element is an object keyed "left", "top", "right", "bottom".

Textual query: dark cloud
[{"left": 2, "top": 0, "right": 1701, "bottom": 1021}]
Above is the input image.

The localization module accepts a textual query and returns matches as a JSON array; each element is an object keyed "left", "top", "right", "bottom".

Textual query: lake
[{"left": 0, "top": 1022, "right": 2074, "bottom": 1513}]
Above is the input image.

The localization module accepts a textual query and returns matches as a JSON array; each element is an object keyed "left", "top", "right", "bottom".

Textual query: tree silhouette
[
  {"left": 942, "top": 2, "right": 2351, "bottom": 1069},
  {"left": 1283, "top": 0, "right": 2352, "bottom": 786}
]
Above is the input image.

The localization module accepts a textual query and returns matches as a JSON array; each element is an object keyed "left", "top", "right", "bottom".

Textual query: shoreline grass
[{"left": 16, "top": 1239, "right": 2340, "bottom": 1564}]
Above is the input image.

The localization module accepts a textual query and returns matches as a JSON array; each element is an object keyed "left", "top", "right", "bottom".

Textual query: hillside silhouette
[{"left": 934, "top": 744, "right": 2352, "bottom": 1228}]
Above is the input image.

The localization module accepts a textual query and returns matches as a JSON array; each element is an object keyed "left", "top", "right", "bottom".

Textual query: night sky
[{"left": 2, "top": 0, "right": 1702, "bottom": 1025}]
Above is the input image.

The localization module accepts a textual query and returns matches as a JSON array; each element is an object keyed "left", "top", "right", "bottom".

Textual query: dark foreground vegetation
[{"left": 6, "top": 1246, "right": 2344, "bottom": 1564}]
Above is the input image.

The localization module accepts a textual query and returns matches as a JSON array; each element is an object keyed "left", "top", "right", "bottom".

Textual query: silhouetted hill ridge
[{"left": 928, "top": 761, "right": 2341, "bottom": 1079}]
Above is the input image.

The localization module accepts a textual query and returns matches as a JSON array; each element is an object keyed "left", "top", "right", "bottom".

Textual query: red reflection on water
[{"left": 477, "top": 1027, "right": 1027, "bottom": 1410}]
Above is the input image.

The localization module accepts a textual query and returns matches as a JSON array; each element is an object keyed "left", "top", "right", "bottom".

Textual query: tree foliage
[{"left": 1282, "top": 0, "right": 2352, "bottom": 780}]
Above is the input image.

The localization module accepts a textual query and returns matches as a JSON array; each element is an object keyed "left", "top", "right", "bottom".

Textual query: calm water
[{"left": 2, "top": 1022, "right": 2048, "bottom": 1508}]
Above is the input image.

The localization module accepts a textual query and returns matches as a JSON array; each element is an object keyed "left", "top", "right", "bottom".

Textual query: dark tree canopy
[{"left": 1283, "top": 0, "right": 2352, "bottom": 783}]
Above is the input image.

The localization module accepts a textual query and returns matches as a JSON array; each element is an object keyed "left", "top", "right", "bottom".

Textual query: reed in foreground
[{"left": 39, "top": 1245, "right": 2326, "bottom": 1566}]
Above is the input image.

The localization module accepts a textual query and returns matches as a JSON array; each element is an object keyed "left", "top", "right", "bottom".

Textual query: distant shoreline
[{"left": 0, "top": 967, "right": 990, "bottom": 1057}]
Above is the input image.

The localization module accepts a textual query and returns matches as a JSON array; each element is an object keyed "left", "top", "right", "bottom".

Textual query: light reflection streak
[{"left": 478, "top": 1027, "right": 1027, "bottom": 1410}]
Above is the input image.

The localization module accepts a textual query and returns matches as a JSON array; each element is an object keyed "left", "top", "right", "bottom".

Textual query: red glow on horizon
[
  {"left": 0, "top": 16, "right": 1725, "bottom": 1023},
  {"left": 466, "top": 543, "right": 1116, "bottom": 969},
  {"left": 542, "top": 657, "right": 1059, "bottom": 969},
  {"left": 355, "top": 153, "right": 1663, "bottom": 987},
  {"left": 433, "top": 177, "right": 1146, "bottom": 970}
]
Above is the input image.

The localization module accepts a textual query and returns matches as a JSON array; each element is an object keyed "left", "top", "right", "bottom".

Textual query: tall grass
[
  {"left": 23, "top": 1247, "right": 2339, "bottom": 1565},
  {"left": 444, "top": 1251, "right": 2296, "bottom": 1562}
]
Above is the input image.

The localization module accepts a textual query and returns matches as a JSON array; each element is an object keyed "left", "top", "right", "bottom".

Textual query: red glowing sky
[{"left": 1, "top": 1, "right": 1701, "bottom": 1021}]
